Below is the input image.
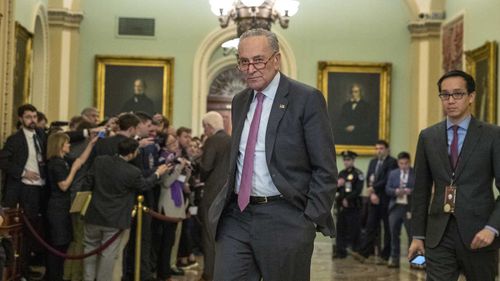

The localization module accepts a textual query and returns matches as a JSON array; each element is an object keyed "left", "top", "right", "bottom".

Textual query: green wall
[{"left": 78, "top": 0, "right": 412, "bottom": 171}]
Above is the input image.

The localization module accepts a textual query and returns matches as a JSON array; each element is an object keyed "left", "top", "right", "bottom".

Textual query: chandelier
[{"left": 209, "top": 0, "right": 300, "bottom": 37}]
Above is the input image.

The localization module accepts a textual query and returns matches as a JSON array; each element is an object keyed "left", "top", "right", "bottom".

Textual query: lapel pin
[{"left": 279, "top": 104, "right": 286, "bottom": 109}]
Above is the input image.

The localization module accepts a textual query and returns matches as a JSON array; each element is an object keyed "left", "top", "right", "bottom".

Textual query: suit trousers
[
  {"left": 358, "top": 201, "right": 391, "bottom": 259},
  {"left": 426, "top": 216, "right": 498, "bottom": 281},
  {"left": 200, "top": 204, "right": 216, "bottom": 280},
  {"left": 336, "top": 207, "right": 361, "bottom": 257},
  {"left": 388, "top": 204, "right": 410, "bottom": 260},
  {"left": 5, "top": 183, "right": 43, "bottom": 276},
  {"left": 83, "top": 223, "right": 124, "bottom": 281},
  {"left": 154, "top": 221, "right": 177, "bottom": 279},
  {"left": 214, "top": 198, "right": 316, "bottom": 281}
]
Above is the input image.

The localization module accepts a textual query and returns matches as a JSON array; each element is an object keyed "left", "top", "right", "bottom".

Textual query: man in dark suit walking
[
  {"left": 210, "top": 28, "right": 337, "bottom": 281},
  {"left": 199, "top": 111, "right": 231, "bottom": 281},
  {"left": 409, "top": 70, "right": 500, "bottom": 281},
  {"left": 353, "top": 140, "right": 397, "bottom": 263}
]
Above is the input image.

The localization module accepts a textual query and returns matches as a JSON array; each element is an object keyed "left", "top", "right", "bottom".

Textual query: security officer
[{"left": 334, "top": 151, "right": 364, "bottom": 258}]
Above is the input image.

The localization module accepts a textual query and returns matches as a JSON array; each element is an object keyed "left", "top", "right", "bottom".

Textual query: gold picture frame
[
  {"left": 95, "top": 56, "right": 174, "bottom": 120},
  {"left": 318, "top": 61, "right": 392, "bottom": 155},
  {"left": 465, "top": 41, "right": 497, "bottom": 124},
  {"left": 13, "top": 23, "right": 33, "bottom": 130}
]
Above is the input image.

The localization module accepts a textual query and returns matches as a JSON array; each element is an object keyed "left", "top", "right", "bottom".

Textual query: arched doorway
[
  {"left": 192, "top": 25, "right": 297, "bottom": 135},
  {"left": 31, "top": 5, "right": 49, "bottom": 112}
]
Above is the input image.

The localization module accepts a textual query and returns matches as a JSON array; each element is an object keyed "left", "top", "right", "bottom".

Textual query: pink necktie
[
  {"left": 450, "top": 125, "right": 459, "bottom": 169},
  {"left": 238, "top": 92, "right": 264, "bottom": 211}
]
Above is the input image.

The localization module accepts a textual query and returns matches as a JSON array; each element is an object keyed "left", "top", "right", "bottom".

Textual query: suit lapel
[
  {"left": 231, "top": 89, "right": 254, "bottom": 155},
  {"left": 265, "top": 74, "right": 289, "bottom": 165},
  {"left": 435, "top": 121, "right": 453, "bottom": 176},
  {"left": 454, "top": 118, "right": 482, "bottom": 178}
]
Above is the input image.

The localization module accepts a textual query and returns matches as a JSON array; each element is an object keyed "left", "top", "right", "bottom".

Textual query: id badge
[
  {"left": 443, "top": 185, "right": 456, "bottom": 213},
  {"left": 345, "top": 182, "right": 352, "bottom": 193}
]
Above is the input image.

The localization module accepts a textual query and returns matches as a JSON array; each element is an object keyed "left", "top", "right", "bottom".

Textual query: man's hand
[
  {"left": 471, "top": 228, "right": 495, "bottom": 249},
  {"left": 23, "top": 170, "right": 40, "bottom": 182},
  {"left": 408, "top": 239, "right": 425, "bottom": 260},
  {"left": 366, "top": 186, "right": 374, "bottom": 195},
  {"left": 395, "top": 188, "right": 403, "bottom": 196},
  {"left": 342, "top": 198, "right": 349, "bottom": 208},
  {"left": 155, "top": 164, "right": 172, "bottom": 177},
  {"left": 369, "top": 193, "right": 380, "bottom": 205},
  {"left": 139, "top": 137, "right": 155, "bottom": 148},
  {"left": 337, "top": 178, "right": 345, "bottom": 187}
]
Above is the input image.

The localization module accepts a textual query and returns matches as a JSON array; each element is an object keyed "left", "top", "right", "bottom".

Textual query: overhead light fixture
[{"left": 209, "top": 0, "right": 300, "bottom": 37}]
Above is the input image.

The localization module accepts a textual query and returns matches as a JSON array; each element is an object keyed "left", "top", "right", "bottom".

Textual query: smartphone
[
  {"left": 410, "top": 254, "right": 426, "bottom": 266},
  {"left": 97, "top": 130, "right": 106, "bottom": 139}
]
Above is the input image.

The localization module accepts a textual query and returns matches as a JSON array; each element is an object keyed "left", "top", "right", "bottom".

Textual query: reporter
[{"left": 45, "top": 132, "right": 97, "bottom": 281}]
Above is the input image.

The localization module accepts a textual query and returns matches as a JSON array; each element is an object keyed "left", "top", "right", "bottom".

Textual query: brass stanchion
[{"left": 134, "top": 195, "right": 144, "bottom": 281}]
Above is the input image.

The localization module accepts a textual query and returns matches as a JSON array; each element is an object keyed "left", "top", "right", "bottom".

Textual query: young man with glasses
[
  {"left": 209, "top": 28, "right": 337, "bottom": 281},
  {"left": 409, "top": 70, "right": 500, "bottom": 281}
]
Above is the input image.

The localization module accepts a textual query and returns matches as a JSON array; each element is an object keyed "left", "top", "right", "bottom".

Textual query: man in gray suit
[
  {"left": 199, "top": 111, "right": 231, "bottom": 281},
  {"left": 409, "top": 70, "right": 500, "bottom": 281},
  {"left": 210, "top": 28, "right": 338, "bottom": 281}
]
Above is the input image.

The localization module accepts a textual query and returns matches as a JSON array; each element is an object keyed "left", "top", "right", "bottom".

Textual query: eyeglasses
[
  {"left": 438, "top": 91, "right": 469, "bottom": 101},
  {"left": 237, "top": 52, "right": 277, "bottom": 72}
]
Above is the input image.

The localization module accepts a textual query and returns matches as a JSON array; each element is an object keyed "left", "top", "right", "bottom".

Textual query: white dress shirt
[
  {"left": 22, "top": 128, "right": 45, "bottom": 186},
  {"left": 235, "top": 72, "right": 281, "bottom": 197}
]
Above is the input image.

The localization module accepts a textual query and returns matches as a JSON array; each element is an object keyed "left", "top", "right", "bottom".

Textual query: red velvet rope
[
  {"left": 143, "top": 207, "right": 182, "bottom": 223},
  {"left": 22, "top": 213, "right": 124, "bottom": 260}
]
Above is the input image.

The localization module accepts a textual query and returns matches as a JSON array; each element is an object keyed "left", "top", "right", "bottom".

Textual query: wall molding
[{"left": 48, "top": 8, "right": 83, "bottom": 29}]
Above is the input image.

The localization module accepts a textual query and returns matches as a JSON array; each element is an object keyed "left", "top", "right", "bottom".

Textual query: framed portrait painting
[
  {"left": 318, "top": 61, "right": 392, "bottom": 155},
  {"left": 95, "top": 56, "right": 174, "bottom": 120},
  {"left": 465, "top": 41, "right": 498, "bottom": 124}
]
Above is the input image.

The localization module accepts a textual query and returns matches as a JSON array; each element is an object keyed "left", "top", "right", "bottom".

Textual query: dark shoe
[
  {"left": 170, "top": 267, "right": 185, "bottom": 276},
  {"left": 351, "top": 251, "right": 366, "bottom": 263}
]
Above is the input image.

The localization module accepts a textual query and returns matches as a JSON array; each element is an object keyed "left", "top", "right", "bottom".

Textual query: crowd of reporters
[{"left": 0, "top": 104, "right": 230, "bottom": 281}]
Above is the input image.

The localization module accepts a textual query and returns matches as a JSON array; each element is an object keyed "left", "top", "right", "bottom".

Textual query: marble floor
[{"left": 172, "top": 241, "right": 430, "bottom": 281}]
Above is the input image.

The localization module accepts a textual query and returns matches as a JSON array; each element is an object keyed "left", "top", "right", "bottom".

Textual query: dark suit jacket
[
  {"left": 208, "top": 73, "right": 338, "bottom": 238},
  {"left": 385, "top": 168, "right": 415, "bottom": 212},
  {"left": 199, "top": 130, "right": 231, "bottom": 208},
  {"left": 0, "top": 128, "right": 84, "bottom": 206},
  {"left": 366, "top": 156, "right": 398, "bottom": 204},
  {"left": 411, "top": 118, "right": 500, "bottom": 250},
  {"left": 84, "top": 155, "right": 158, "bottom": 229}
]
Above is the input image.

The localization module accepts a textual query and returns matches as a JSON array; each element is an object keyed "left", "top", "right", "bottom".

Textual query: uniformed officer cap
[{"left": 341, "top": 150, "right": 357, "bottom": 159}]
